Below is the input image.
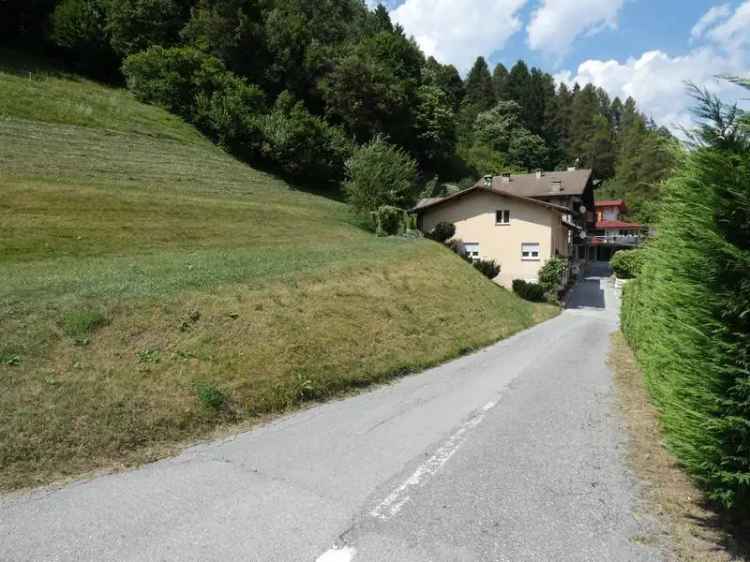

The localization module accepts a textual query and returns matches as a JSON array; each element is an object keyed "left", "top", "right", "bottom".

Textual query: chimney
[
  {"left": 567, "top": 166, "right": 576, "bottom": 172},
  {"left": 483, "top": 174, "right": 493, "bottom": 187},
  {"left": 551, "top": 180, "right": 564, "bottom": 193},
  {"left": 535, "top": 169, "right": 543, "bottom": 179},
  {"left": 501, "top": 173, "right": 512, "bottom": 184}
]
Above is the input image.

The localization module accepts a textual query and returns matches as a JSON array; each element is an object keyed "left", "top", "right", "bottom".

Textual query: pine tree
[
  {"left": 463, "top": 56, "right": 495, "bottom": 111},
  {"left": 569, "top": 84, "right": 615, "bottom": 178},
  {"left": 492, "top": 63, "right": 509, "bottom": 100},
  {"left": 506, "top": 60, "right": 530, "bottom": 112}
]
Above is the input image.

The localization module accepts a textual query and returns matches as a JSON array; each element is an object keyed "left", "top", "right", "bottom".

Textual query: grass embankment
[
  {"left": 0, "top": 51, "right": 558, "bottom": 490},
  {"left": 610, "top": 333, "right": 750, "bottom": 561}
]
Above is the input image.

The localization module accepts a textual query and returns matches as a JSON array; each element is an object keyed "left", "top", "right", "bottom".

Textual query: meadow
[{"left": 0, "top": 51, "right": 557, "bottom": 490}]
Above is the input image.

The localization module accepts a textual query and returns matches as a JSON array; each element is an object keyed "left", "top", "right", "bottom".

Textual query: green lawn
[{"left": 0, "top": 50, "right": 558, "bottom": 490}]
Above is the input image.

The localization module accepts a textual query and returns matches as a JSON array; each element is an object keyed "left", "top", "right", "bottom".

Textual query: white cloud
[
  {"left": 555, "top": 2, "right": 750, "bottom": 133},
  {"left": 704, "top": 1, "right": 750, "bottom": 50},
  {"left": 691, "top": 4, "right": 731, "bottom": 41},
  {"left": 527, "top": 0, "right": 626, "bottom": 57},
  {"left": 390, "top": 0, "right": 527, "bottom": 72}
]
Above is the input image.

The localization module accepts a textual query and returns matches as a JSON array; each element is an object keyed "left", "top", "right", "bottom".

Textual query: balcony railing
[{"left": 589, "top": 234, "right": 643, "bottom": 247}]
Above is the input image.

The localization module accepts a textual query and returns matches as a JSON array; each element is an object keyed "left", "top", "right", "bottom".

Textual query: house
[
  {"left": 413, "top": 169, "right": 594, "bottom": 289},
  {"left": 587, "top": 200, "right": 645, "bottom": 261}
]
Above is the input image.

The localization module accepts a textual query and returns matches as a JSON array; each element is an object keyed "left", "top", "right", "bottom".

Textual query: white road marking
[
  {"left": 369, "top": 400, "right": 499, "bottom": 521},
  {"left": 316, "top": 545, "right": 357, "bottom": 562}
]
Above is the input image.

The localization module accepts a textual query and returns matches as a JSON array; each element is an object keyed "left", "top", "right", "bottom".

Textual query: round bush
[
  {"left": 512, "top": 279, "right": 545, "bottom": 302},
  {"left": 427, "top": 222, "right": 455, "bottom": 243},
  {"left": 473, "top": 259, "right": 500, "bottom": 280},
  {"left": 611, "top": 249, "right": 643, "bottom": 279}
]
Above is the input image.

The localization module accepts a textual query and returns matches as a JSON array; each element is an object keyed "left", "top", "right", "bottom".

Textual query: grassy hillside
[{"left": 0, "top": 50, "right": 558, "bottom": 491}]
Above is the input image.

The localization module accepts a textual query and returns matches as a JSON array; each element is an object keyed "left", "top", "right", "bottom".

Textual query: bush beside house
[
  {"left": 512, "top": 280, "right": 546, "bottom": 302},
  {"left": 610, "top": 249, "right": 643, "bottom": 279}
]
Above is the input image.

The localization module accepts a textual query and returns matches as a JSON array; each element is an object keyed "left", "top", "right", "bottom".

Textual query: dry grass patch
[{"left": 610, "top": 332, "right": 750, "bottom": 561}]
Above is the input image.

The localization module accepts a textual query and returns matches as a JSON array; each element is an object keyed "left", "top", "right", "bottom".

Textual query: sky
[{"left": 369, "top": 0, "right": 750, "bottom": 132}]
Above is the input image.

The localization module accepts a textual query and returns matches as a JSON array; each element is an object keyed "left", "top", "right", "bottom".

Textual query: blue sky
[{"left": 372, "top": 0, "right": 750, "bottom": 130}]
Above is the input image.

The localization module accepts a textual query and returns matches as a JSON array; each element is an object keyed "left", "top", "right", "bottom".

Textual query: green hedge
[
  {"left": 621, "top": 141, "right": 750, "bottom": 515},
  {"left": 610, "top": 249, "right": 643, "bottom": 279},
  {"left": 512, "top": 279, "right": 545, "bottom": 302}
]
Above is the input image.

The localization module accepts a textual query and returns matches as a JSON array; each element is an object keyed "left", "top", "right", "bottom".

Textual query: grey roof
[
  {"left": 412, "top": 185, "right": 572, "bottom": 214},
  {"left": 477, "top": 169, "right": 593, "bottom": 198}
]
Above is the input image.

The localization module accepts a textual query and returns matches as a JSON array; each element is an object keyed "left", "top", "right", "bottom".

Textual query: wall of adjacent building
[{"left": 420, "top": 190, "right": 567, "bottom": 288}]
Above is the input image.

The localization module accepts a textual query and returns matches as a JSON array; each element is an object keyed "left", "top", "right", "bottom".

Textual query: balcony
[{"left": 589, "top": 233, "right": 643, "bottom": 247}]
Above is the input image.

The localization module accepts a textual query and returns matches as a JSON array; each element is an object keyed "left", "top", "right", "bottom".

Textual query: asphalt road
[{"left": 0, "top": 263, "right": 661, "bottom": 561}]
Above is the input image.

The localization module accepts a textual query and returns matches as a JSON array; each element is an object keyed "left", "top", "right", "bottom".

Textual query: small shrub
[
  {"left": 610, "top": 249, "right": 643, "bottom": 279},
  {"left": 538, "top": 257, "right": 567, "bottom": 293},
  {"left": 136, "top": 348, "right": 161, "bottom": 364},
  {"left": 427, "top": 222, "right": 455, "bottom": 243},
  {"left": 194, "top": 382, "right": 226, "bottom": 412},
  {"left": 374, "top": 206, "right": 407, "bottom": 237},
  {"left": 61, "top": 309, "right": 108, "bottom": 338},
  {"left": 513, "top": 279, "right": 545, "bottom": 302},
  {"left": 1, "top": 353, "right": 21, "bottom": 367},
  {"left": 345, "top": 136, "right": 418, "bottom": 215},
  {"left": 473, "top": 259, "right": 500, "bottom": 279},
  {"left": 445, "top": 238, "right": 474, "bottom": 263}
]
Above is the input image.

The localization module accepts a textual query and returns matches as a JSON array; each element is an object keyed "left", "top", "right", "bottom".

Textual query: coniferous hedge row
[{"left": 621, "top": 87, "right": 750, "bottom": 515}]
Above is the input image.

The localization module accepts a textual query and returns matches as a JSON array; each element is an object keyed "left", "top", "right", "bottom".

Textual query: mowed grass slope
[{"left": 0, "top": 51, "right": 558, "bottom": 490}]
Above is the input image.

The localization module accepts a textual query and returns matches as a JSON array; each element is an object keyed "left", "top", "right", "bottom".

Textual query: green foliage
[
  {"left": 512, "top": 279, "right": 545, "bottom": 302},
  {"left": 194, "top": 382, "right": 227, "bottom": 412},
  {"left": 426, "top": 222, "right": 456, "bottom": 243},
  {"left": 123, "top": 46, "right": 228, "bottom": 120},
  {"left": 345, "top": 136, "right": 418, "bottom": 216},
  {"left": 471, "top": 101, "right": 548, "bottom": 171},
  {"left": 610, "top": 250, "right": 643, "bottom": 279},
  {"left": 106, "top": 0, "right": 188, "bottom": 56},
  {"left": 256, "top": 92, "right": 352, "bottom": 182},
  {"left": 373, "top": 206, "right": 408, "bottom": 237},
  {"left": 60, "top": 309, "right": 108, "bottom": 338},
  {"left": 473, "top": 259, "right": 500, "bottom": 280},
  {"left": 456, "top": 142, "right": 511, "bottom": 177},
  {"left": 463, "top": 57, "right": 495, "bottom": 113},
  {"left": 538, "top": 257, "right": 567, "bottom": 292},
  {"left": 319, "top": 29, "right": 422, "bottom": 148},
  {"left": 621, "top": 89, "right": 750, "bottom": 515},
  {"left": 423, "top": 56, "right": 464, "bottom": 110},
  {"left": 0, "top": 353, "right": 22, "bottom": 367},
  {"left": 195, "top": 73, "right": 266, "bottom": 158},
  {"left": 50, "top": 0, "right": 116, "bottom": 75},
  {"left": 414, "top": 85, "right": 457, "bottom": 164},
  {"left": 136, "top": 348, "right": 161, "bottom": 364}
]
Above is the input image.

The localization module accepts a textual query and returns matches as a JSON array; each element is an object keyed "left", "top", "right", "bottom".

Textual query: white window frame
[
  {"left": 464, "top": 242, "right": 481, "bottom": 263},
  {"left": 521, "top": 242, "right": 541, "bottom": 261},
  {"left": 496, "top": 209, "right": 511, "bottom": 225}
]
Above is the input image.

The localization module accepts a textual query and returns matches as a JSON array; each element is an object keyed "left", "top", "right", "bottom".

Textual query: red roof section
[
  {"left": 595, "top": 199, "right": 625, "bottom": 208},
  {"left": 596, "top": 220, "right": 643, "bottom": 230}
]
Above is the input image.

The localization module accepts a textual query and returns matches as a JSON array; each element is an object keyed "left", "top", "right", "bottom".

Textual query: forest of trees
[{"left": 2, "top": 0, "right": 675, "bottom": 221}]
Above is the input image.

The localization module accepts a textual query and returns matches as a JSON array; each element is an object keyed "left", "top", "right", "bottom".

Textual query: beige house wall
[{"left": 420, "top": 190, "right": 569, "bottom": 288}]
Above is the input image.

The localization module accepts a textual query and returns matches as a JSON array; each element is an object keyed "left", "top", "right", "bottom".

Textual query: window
[
  {"left": 521, "top": 243, "right": 540, "bottom": 261},
  {"left": 496, "top": 210, "right": 510, "bottom": 225},
  {"left": 464, "top": 243, "right": 480, "bottom": 262}
]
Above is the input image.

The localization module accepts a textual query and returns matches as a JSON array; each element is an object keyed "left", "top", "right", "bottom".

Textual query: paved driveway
[{"left": 0, "top": 263, "right": 660, "bottom": 561}]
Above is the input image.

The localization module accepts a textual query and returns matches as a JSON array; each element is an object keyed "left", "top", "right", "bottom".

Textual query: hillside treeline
[{"left": 2, "top": 0, "right": 674, "bottom": 219}]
